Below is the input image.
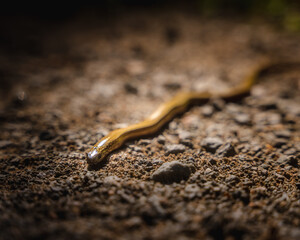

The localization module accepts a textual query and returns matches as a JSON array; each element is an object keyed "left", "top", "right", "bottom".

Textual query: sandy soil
[{"left": 0, "top": 9, "right": 300, "bottom": 240}]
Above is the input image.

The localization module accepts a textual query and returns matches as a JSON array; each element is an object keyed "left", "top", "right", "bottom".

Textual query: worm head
[
  {"left": 86, "top": 148, "right": 103, "bottom": 166},
  {"left": 85, "top": 138, "right": 110, "bottom": 166}
]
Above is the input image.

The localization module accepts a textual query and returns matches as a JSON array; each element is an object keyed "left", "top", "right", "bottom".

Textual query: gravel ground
[{"left": 0, "top": 9, "right": 300, "bottom": 240}]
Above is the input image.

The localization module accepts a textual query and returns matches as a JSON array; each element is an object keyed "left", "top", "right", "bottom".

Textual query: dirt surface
[{"left": 0, "top": 9, "right": 300, "bottom": 240}]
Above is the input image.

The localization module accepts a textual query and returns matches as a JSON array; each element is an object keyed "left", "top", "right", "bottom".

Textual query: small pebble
[
  {"left": 179, "top": 131, "right": 192, "bottom": 140},
  {"left": 216, "top": 143, "right": 237, "bottom": 157},
  {"left": 277, "top": 155, "right": 298, "bottom": 167},
  {"left": 151, "top": 161, "right": 195, "bottom": 184},
  {"left": 201, "top": 137, "right": 223, "bottom": 153},
  {"left": 273, "top": 138, "right": 287, "bottom": 148},
  {"left": 204, "top": 168, "right": 213, "bottom": 175},
  {"left": 165, "top": 144, "right": 186, "bottom": 155},
  {"left": 258, "top": 99, "right": 277, "bottom": 110},
  {"left": 234, "top": 113, "right": 251, "bottom": 125},
  {"left": 157, "top": 135, "right": 166, "bottom": 144},
  {"left": 274, "top": 130, "right": 291, "bottom": 139},
  {"left": 225, "top": 174, "right": 240, "bottom": 184},
  {"left": 284, "top": 148, "right": 297, "bottom": 155},
  {"left": 202, "top": 105, "right": 214, "bottom": 117}
]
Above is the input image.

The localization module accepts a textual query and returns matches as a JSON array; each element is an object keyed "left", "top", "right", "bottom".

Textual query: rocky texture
[{"left": 0, "top": 7, "right": 300, "bottom": 240}]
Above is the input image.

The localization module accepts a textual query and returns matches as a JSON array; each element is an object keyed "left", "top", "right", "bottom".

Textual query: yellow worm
[{"left": 85, "top": 61, "right": 294, "bottom": 167}]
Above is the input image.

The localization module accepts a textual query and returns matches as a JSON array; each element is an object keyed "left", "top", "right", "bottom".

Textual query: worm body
[{"left": 85, "top": 61, "right": 289, "bottom": 167}]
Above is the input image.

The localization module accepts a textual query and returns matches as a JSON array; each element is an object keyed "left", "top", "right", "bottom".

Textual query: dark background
[{"left": 1, "top": 0, "right": 300, "bottom": 55}]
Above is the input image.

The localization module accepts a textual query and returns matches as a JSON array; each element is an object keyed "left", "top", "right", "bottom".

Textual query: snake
[{"left": 85, "top": 60, "right": 297, "bottom": 167}]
